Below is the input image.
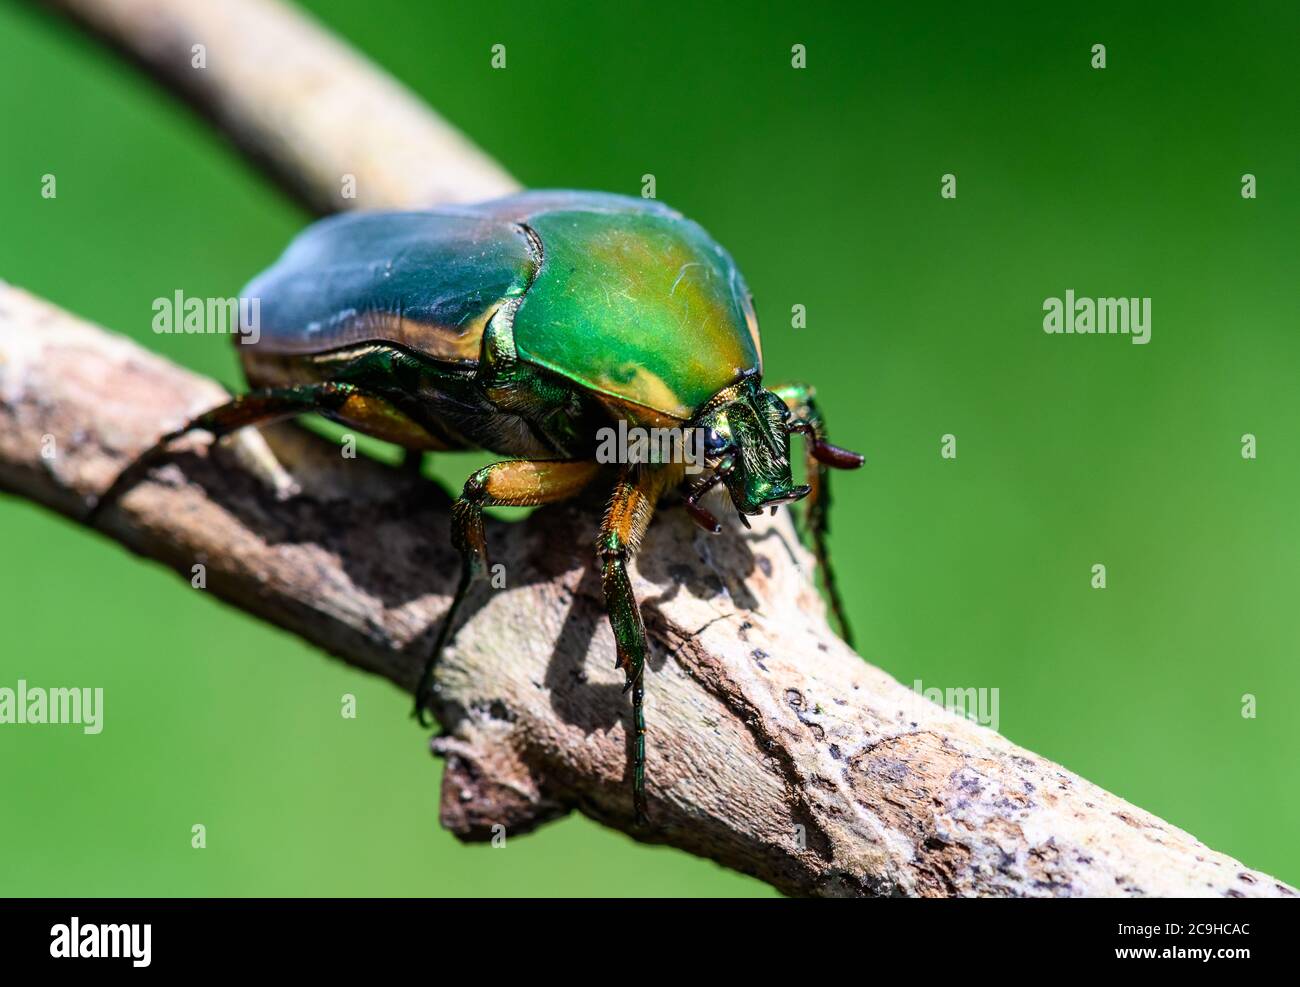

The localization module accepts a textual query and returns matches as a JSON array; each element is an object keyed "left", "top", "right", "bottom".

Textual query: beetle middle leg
[
  {"left": 771, "top": 382, "right": 864, "bottom": 646},
  {"left": 412, "top": 458, "right": 601, "bottom": 724},
  {"left": 596, "top": 464, "right": 680, "bottom": 825}
]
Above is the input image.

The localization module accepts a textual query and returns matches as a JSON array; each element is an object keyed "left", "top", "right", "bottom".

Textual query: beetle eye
[{"left": 702, "top": 428, "right": 729, "bottom": 457}]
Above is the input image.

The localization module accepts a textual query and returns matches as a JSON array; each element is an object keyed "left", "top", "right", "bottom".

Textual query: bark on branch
[{"left": 10, "top": 0, "right": 1294, "bottom": 898}]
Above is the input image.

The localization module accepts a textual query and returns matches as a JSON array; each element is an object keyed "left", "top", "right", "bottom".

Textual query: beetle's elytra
[{"left": 91, "top": 190, "right": 863, "bottom": 824}]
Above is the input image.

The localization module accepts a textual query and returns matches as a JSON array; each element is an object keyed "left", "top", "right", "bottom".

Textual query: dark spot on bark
[
  {"left": 829, "top": 743, "right": 842, "bottom": 759},
  {"left": 756, "top": 555, "right": 772, "bottom": 577},
  {"left": 872, "top": 756, "right": 912, "bottom": 785},
  {"left": 785, "top": 688, "right": 804, "bottom": 710},
  {"left": 1238, "top": 872, "right": 1256, "bottom": 884},
  {"left": 912, "top": 835, "right": 971, "bottom": 897},
  {"left": 955, "top": 773, "right": 983, "bottom": 796},
  {"left": 1112, "top": 876, "right": 1146, "bottom": 894}
]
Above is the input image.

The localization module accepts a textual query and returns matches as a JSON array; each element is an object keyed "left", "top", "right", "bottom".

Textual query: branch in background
[
  {"left": 8, "top": 0, "right": 1294, "bottom": 897},
  {"left": 43, "top": 0, "right": 518, "bottom": 214}
]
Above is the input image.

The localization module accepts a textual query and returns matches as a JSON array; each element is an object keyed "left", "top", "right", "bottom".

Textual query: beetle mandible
[{"left": 90, "top": 191, "right": 864, "bottom": 825}]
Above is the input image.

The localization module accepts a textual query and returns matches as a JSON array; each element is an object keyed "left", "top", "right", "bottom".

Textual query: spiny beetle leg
[
  {"left": 596, "top": 466, "right": 678, "bottom": 826},
  {"left": 772, "top": 382, "right": 864, "bottom": 647},
  {"left": 599, "top": 551, "right": 647, "bottom": 824},
  {"left": 87, "top": 382, "right": 359, "bottom": 525},
  {"left": 412, "top": 459, "right": 599, "bottom": 726}
]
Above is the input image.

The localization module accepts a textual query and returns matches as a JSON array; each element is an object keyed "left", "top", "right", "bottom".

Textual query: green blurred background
[{"left": 2, "top": 0, "right": 1297, "bottom": 896}]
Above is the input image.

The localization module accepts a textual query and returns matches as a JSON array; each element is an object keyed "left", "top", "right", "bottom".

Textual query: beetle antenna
[
  {"left": 685, "top": 458, "right": 737, "bottom": 534},
  {"left": 684, "top": 469, "right": 721, "bottom": 534},
  {"left": 685, "top": 484, "right": 722, "bottom": 534},
  {"left": 787, "top": 419, "right": 865, "bottom": 470}
]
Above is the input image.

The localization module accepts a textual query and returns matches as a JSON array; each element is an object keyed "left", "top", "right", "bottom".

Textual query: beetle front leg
[
  {"left": 596, "top": 466, "right": 678, "bottom": 826},
  {"left": 771, "top": 382, "right": 864, "bottom": 646},
  {"left": 413, "top": 459, "right": 600, "bottom": 724},
  {"left": 87, "top": 382, "right": 360, "bottom": 524}
]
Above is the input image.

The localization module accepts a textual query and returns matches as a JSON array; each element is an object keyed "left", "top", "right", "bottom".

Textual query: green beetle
[{"left": 91, "top": 190, "right": 863, "bottom": 824}]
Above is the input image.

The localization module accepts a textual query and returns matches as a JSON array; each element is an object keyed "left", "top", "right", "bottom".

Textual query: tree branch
[
  {"left": 42, "top": 0, "right": 518, "bottom": 214},
  {"left": 13, "top": 0, "right": 1294, "bottom": 897},
  {"left": 2, "top": 283, "right": 1293, "bottom": 898}
]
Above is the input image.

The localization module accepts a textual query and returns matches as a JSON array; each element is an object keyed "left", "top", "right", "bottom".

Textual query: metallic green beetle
[{"left": 91, "top": 190, "right": 863, "bottom": 824}]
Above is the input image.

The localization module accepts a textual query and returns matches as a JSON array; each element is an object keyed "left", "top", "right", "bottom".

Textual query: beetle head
[{"left": 691, "top": 378, "right": 809, "bottom": 527}]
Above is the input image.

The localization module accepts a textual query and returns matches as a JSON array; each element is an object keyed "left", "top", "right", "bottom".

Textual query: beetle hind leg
[
  {"left": 771, "top": 383, "right": 864, "bottom": 647},
  {"left": 412, "top": 458, "right": 600, "bottom": 725},
  {"left": 87, "top": 382, "right": 359, "bottom": 525}
]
